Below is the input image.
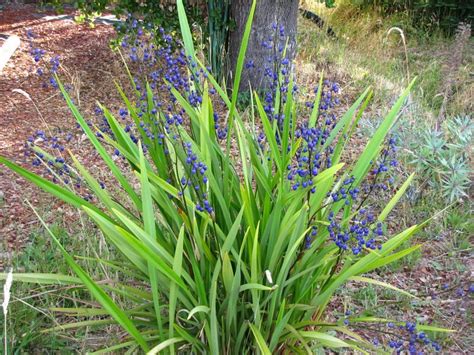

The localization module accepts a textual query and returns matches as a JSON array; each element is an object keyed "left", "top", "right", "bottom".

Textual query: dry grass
[{"left": 298, "top": 0, "right": 473, "bottom": 123}]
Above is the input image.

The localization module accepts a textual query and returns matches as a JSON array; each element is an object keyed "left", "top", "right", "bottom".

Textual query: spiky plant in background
[{"left": 408, "top": 115, "right": 473, "bottom": 202}]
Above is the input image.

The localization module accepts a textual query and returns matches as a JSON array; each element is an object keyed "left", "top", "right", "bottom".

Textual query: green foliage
[
  {"left": 351, "top": 0, "right": 474, "bottom": 34},
  {"left": 407, "top": 115, "right": 472, "bottom": 202},
  {"left": 0, "top": 0, "right": 453, "bottom": 353},
  {"left": 325, "top": 0, "right": 336, "bottom": 8},
  {"left": 206, "top": 0, "right": 231, "bottom": 80},
  {"left": 0, "top": 223, "right": 112, "bottom": 352}
]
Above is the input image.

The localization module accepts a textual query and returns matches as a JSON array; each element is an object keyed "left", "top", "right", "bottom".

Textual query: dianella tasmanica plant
[{"left": 1, "top": 0, "right": 452, "bottom": 353}]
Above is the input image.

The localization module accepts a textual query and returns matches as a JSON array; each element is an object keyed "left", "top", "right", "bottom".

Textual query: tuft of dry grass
[
  {"left": 437, "top": 22, "right": 472, "bottom": 126},
  {"left": 298, "top": 0, "right": 473, "bottom": 126}
]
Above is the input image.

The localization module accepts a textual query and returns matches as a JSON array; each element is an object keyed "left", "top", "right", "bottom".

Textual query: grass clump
[{"left": 1, "top": 0, "right": 457, "bottom": 353}]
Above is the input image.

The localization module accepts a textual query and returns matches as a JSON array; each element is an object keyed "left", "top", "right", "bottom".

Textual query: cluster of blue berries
[
  {"left": 306, "top": 80, "right": 340, "bottom": 106},
  {"left": 181, "top": 143, "right": 212, "bottom": 214},
  {"left": 245, "top": 23, "right": 295, "bottom": 126},
  {"left": 22, "top": 33, "right": 106, "bottom": 201},
  {"left": 213, "top": 112, "right": 228, "bottom": 140},
  {"left": 26, "top": 29, "right": 60, "bottom": 89},
  {"left": 262, "top": 80, "right": 342, "bottom": 190},
  {"left": 118, "top": 19, "right": 213, "bottom": 121},
  {"left": 304, "top": 226, "right": 318, "bottom": 249},
  {"left": 362, "top": 136, "right": 399, "bottom": 194},
  {"left": 385, "top": 321, "right": 441, "bottom": 354},
  {"left": 339, "top": 309, "right": 442, "bottom": 353},
  {"left": 287, "top": 125, "right": 331, "bottom": 192},
  {"left": 327, "top": 209, "right": 383, "bottom": 254},
  {"left": 285, "top": 82, "right": 342, "bottom": 191},
  {"left": 114, "top": 17, "right": 223, "bottom": 214},
  {"left": 24, "top": 130, "right": 100, "bottom": 201},
  {"left": 433, "top": 281, "right": 474, "bottom": 301},
  {"left": 25, "top": 17, "right": 216, "bottom": 216},
  {"left": 327, "top": 176, "right": 361, "bottom": 205},
  {"left": 305, "top": 80, "right": 341, "bottom": 123}
]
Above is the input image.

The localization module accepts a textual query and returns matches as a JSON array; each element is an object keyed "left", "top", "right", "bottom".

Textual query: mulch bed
[{"left": 1, "top": 4, "right": 122, "bottom": 262}]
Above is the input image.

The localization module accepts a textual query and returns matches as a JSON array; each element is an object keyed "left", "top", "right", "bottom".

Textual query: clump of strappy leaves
[{"left": 0, "top": 0, "right": 453, "bottom": 353}]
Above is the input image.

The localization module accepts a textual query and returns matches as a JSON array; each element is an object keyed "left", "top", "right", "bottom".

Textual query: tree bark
[{"left": 228, "top": 0, "right": 299, "bottom": 91}]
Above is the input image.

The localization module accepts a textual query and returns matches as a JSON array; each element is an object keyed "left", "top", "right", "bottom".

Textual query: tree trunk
[{"left": 228, "top": 0, "right": 299, "bottom": 91}]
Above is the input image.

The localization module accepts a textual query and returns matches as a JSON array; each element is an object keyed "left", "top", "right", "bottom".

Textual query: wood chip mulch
[{"left": 1, "top": 4, "right": 123, "bottom": 264}]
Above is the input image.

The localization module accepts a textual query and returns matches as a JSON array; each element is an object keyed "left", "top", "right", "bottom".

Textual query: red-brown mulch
[{"left": 0, "top": 4, "right": 122, "bottom": 263}]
